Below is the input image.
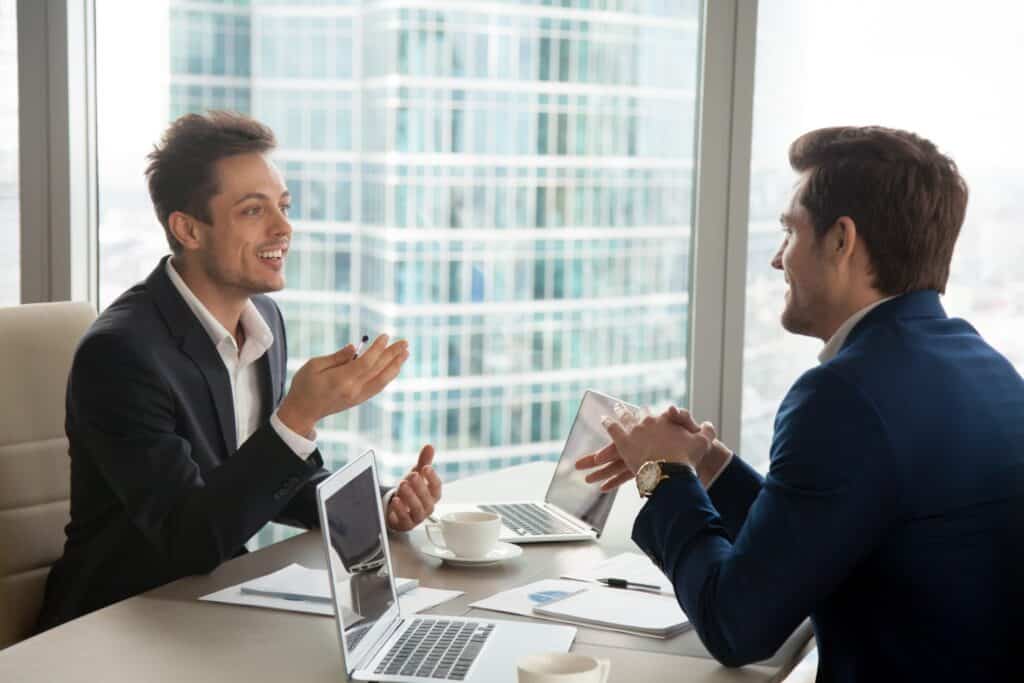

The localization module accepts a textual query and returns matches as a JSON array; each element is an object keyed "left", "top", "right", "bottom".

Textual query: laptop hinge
[{"left": 359, "top": 617, "right": 406, "bottom": 672}]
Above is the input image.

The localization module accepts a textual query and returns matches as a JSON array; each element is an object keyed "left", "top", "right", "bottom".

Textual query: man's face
[
  {"left": 194, "top": 152, "right": 292, "bottom": 296},
  {"left": 772, "top": 177, "right": 835, "bottom": 339}
]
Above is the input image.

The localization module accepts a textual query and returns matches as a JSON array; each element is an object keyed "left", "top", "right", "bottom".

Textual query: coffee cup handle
[
  {"left": 596, "top": 658, "right": 610, "bottom": 683},
  {"left": 425, "top": 523, "right": 447, "bottom": 550}
]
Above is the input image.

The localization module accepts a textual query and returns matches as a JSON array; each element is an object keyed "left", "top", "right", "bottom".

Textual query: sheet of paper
[
  {"left": 469, "top": 579, "right": 590, "bottom": 618},
  {"left": 200, "top": 580, "right": 462, "bottom": 619},
  {"left": 561, "top": 552, "right": 674, "bottom": 595},
  {"left": 239, "top": 562, "right": 333, "bottom": 601}
]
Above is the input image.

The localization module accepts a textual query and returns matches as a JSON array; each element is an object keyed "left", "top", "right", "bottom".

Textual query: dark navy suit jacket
[
  {"left": 37, "top": 257, "right": 329, "bottom": 630},
  {"left": 633, "top": 291, "right": 1024, "bottom": 681}
]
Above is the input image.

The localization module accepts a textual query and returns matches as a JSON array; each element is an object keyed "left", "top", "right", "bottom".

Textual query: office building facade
[{"left": 168, "top": 1, "right": 699, "bottom": 549}]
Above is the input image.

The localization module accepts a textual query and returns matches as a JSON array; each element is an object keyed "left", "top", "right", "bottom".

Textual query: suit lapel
[
  {"left": 252, "top": 296, "right": 285, "bottom": 415},
  {"left": 147, "top": 257, "right": 238, "bottom": 456}
]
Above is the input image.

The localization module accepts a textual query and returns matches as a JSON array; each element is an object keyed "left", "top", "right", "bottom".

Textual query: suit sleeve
[
  {"left": 632, "top": 366, "right": 893, "bottom": 666},
  {"left": 706, "top": 455, "right": 763, "bottom": 540},
  {"left": 69, "top": 333, "right": 325, "bottom": 575}
]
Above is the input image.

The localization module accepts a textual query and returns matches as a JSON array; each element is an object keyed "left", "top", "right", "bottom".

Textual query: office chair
[{"left": 0, "top": 302, "right": 96, "bottom": 648}]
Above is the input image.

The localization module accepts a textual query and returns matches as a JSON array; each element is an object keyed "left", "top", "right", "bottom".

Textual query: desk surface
[{"left": 0, "top": 462, "right": 810, "bottom": 682}]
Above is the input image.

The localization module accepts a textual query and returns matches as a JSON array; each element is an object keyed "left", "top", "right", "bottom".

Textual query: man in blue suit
[{"left": 578, "top": 126, "right": 1024, "bottom": 680}]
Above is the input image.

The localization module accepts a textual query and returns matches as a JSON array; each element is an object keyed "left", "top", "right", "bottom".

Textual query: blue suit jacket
[{"left": 633, "top": 291, "right": 1024, "bottom": 681}]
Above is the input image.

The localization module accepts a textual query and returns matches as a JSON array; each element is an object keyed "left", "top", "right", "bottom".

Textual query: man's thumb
[{"left": 416, "top": 444, "right": 435, "bottom": 470}]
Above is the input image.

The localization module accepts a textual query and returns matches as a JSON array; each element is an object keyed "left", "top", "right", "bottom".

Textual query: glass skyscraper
[{"left": 168, "top": 0, "right": 700, "bottom": 545}]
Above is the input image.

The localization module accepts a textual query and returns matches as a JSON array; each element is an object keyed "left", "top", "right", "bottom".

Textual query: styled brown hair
[
  {"left": 789, "top": 126, "right": 968, "bottom": 295},
  {"left": 145, "top": 111, "right": 277, "bottom": 253}
]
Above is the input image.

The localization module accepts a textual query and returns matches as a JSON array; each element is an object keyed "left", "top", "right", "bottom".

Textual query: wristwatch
[{"left": 636, "top": 460, "right": 697, "bottom": 498}]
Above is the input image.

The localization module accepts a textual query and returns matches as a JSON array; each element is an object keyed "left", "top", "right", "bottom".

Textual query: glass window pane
[
  {"left": 742, "top": 0, "right": 1024, "bottom": 471},
  {"left": 96, "top": 0, "right": 701, "bottom": 549},
  {"left": 1, "top": 0, "right": 19, "bottom": 305}
]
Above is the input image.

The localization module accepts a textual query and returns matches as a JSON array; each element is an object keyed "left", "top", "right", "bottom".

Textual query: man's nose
[
  {"left": 771, "top": 246, "right": 783, "bottom": 270},
  {"left": 272, "top": 209, "right": 292, "bottom": 237}
]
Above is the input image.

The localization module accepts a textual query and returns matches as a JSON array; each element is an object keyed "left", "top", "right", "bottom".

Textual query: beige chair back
[{"left": 0, "top": 302, "right": 96, "bottom": 648}]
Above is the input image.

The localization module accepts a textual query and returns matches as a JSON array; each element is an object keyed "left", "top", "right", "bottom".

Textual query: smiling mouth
[{"left": 257, "top": 247, "right": 286, "bottom": 262}]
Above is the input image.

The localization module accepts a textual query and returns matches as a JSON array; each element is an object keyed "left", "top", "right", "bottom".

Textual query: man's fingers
[
  {"left": 408, "top": 472, "right": 433, "bottom": 506},
  {"left": 423, "top": 465, "right": 443, "bottom": 499},
  {"left": 601, "top": 470, "right": 636, "bottom": 492},
  {"left": 699, "top": 421, "right": 717, "bottom": 446},
  {"left": 666, "top": 405, "right": 699, "bottom": 432},
  {"left": 614, "top": 403, "right": 639, "bottom": 430},
  {"left": 325, "top": 344, "right": 357, "bottom": 369},
  {"left": 397, "top": 480, "right": 427, "bottom": 521},
  {"left": 604, "top": 420, "right": 631, "bottom": 455},
  {"left": 576, "top": 442, "right": 618, "bottom": 470},
  {"left": 584, "top": 459, "right": 628, "bottom": 484},
  {"left": 357, "top": 338, "right": 408, "bottom": 382},
  {"left": 360, "top": 346, "right": 409, "bottom": 390},
  {"left": 416, "top": 444, "right": 435, "bottom": 471},
  {"left": 388, "top": 497, "right": 413, "bottom": 531}
]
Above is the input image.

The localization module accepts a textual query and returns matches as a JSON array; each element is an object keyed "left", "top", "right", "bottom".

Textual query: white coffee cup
[
  {"left": 425, "top": 511, "right": 501, "bottom": 558},
  {"left": 517, "top": 653, "right": 610, "bottom": 683}
]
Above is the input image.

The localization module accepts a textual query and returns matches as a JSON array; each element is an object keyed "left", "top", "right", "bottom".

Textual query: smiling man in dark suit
[
  {"left": 37, "top": 112, "right": 443, "bottom": 630},
  {"left": 578, "top": 126, "right": 1024, "bottom": 681}
]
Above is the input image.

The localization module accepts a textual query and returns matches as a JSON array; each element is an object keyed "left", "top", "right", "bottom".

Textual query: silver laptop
[
  {"left": 316, "top": 450, "right": 576, "bottom": 683},
  {"left": 434, "top": 389, "right": 639, "bottom": 543}
]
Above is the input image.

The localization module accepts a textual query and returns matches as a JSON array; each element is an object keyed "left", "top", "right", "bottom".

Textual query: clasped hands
[{"left": 575, "top": 405, "right": 719, "bottom": 491}]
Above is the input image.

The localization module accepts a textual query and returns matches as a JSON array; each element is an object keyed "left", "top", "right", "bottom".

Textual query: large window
[
  {"left": 0, "top": 0, "right": 18, "bottom": 306},
  {"left": 741, "top": 0, "right": 1024, "bottom": 469},
  {"left": 96, "top": 1, "right": 702, "bottom": 546}
]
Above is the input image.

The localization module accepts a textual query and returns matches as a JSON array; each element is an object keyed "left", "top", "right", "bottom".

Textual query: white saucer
[{"left": 418, "top": 541, "right": 523, "bottom": 567}]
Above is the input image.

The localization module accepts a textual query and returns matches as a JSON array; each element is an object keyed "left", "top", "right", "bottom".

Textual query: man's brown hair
[
  {"left": 789, "top": 126, "right": 968, "bottom": 294},
  {"left": 145, "top": 111, "right": 277, "bottom": 253}
]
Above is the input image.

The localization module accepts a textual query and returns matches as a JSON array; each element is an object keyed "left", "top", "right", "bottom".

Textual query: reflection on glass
[
  {"left": 323, "top": 467, "right": 396, "bottom": 657},
  {"left": 545, "top": 390, "right": 638, "bottom": 530}
]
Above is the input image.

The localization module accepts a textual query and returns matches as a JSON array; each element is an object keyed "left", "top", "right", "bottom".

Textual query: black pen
[
  {"left": 353, "top": 334, "right": 369, "bottom": 358},
  {"left": 596, "top": 577, "right": 661, "bottom": 592}
]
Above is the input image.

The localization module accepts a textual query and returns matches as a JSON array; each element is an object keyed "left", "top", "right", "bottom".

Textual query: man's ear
[
  {"left": 168, "top": 211, "right": 202, "bottom": 251},
  {"left": 830, "top": 216, "right": 857, "bottom": 263}
]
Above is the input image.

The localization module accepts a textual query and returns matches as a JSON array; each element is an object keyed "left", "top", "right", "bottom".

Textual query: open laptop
[
  {"left": 316, "top": 450, "right": 576, "bottom": 683},
  {"left": 434, "top": 389, "right": 639, "bottom": 543}
]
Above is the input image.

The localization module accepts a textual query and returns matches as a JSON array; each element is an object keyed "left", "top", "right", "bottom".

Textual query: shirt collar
[
  {"left": 164, "top": 258, "right": 274, "bottom": 355},
  {"left": 818, "top": 296, "right": 896, "bottom": 364}
]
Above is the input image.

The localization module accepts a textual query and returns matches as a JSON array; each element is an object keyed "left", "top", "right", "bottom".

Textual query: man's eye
[
  {"left": 280, "top": 204, "right": 291, "bottom": 216},
  {"left": 243, "top": 206, "right": 262, "bottom": 216}
]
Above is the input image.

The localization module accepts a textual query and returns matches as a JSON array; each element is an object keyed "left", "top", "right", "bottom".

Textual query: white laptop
[
  {"left": 434, "top": 389, "right": 639, "bottom": 543},
  {"left": 316, "top": 450, "right": 576, "bottom": 683}
]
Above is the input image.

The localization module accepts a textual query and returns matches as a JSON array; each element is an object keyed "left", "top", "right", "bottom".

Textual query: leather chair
[{"left": 0, "top": 302, "right": 96, "bottom": 648}]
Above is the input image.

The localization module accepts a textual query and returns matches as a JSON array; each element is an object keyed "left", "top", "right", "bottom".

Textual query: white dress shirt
[{"left": 165, "top": 259, "right": 317, "bottom": 459}]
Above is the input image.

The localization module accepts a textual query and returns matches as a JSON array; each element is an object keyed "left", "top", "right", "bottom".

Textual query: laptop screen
[
  {"left": 544, "top": 390, "right": 638, "bottom": 531},
  {"left": 321, "top": 461, "right": 398, "bottom": 667}
]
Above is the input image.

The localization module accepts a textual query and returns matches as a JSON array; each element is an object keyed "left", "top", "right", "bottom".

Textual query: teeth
[{"left": 258, "top": 249, "right": 283, "bottom": 259}]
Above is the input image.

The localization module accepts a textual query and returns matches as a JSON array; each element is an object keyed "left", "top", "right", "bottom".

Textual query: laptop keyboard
[
  {"left": 479, "top": 503, "right": 580, "bottom": 537},
  {"left": 375, "top": 618, "right": 494, "bottom": 680}
]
